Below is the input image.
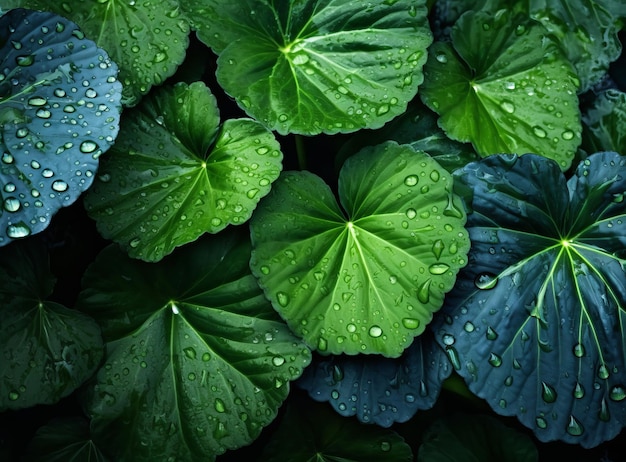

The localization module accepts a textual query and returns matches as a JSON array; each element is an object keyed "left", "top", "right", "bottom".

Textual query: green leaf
[
  {"left": 181, "top": 0, "right": 433, "bottom": 135},
  {"left": 582, "top": 88, "right": 626, "bottom": 154},
  {"left": 23, "top": 417, "right": 110, "bottom": 462},
  {"left": 298, "top": 329, "right": 452, "bottom": 426},
  {"left": 435, "top": 152, "right": 626, "bottom": 447},
  {"left": 0, "top": 8, "right": 122, "bottom": 246},
  {"left": 5, "top": 0, "right": 191, "bottom": 106},
  {"left": 417, "top": 413, "right": 538, "bottom": 462},
  {"left": 0, "top": 238, "right": 104, "bottom": 411},
  {"left": 420, "top": 9, "right": 581, "bottom": 170},
  {"left": 529, "top": 0, "right": 624, "bottom": 93},
  {"left": 337, "top": 101, "right": 479, "bottom": 174},
  {"left": 77, "top": 230, "right": 311, "bottom": 462},
  {"left": 259, "top": 396, "right": 413, "bottom": 462},
  {"left": 250, "top": 141, "right": 469, "bottom": 357},
  {"left": 84, "top": 81, "right": 282, "bottom": 262}
]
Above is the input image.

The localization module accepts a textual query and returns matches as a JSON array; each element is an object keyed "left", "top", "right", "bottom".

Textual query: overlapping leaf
[
  {"left": 582, "top": 89, "right": 626, "bottom": 154},
  {"left": 84, "top": 81, "right": 282, "bottom": 262},
  {"left": 0, "top": 238, "right": 103, "bottom": 411},
  {"left": 420, "top": 9, "right": 581, "bottom": 170},
  {"left": 0, "top": 8, "right": 122, "bottom": 246},
  {"left": 181, "top": 0, "right": 433, "bottom": 135},
  {"left": 298, "top": 330, "right": 452, "bottom": 427},
  {"left": 250, "top": 141, "right": 469, "bottom": 357},
  {"left": 259, "top": 396, "right": 413, "bottom": 462},
  {"left": 5, "top": 0, "right": 190, "bottom": 106},
  {"left": 433, "top": 152, "right": 626, "bottom": 447},
  {"left": 77, "top": 230, "right": 311, "bottom": 462}
]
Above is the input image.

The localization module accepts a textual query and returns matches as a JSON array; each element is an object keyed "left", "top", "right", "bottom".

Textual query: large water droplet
[
  {"left": 183, "top": 347, "right": 196, "bottom": 359},
  {"left": 501, "top": 100, "right": 515, "bottom": 113},
  {"left": 368, "top": 325, "right": 383, "bottom": 338},
  {"left": 80, "top": 141, "right": 99, "bottom": 153},
  {"left": 402, "top": 318, "right": 420, "bottom": 329},
  {"left": 541, "top": 382, "right": 557, "bottom": 403},
  {"left": 532, "top": 126, "right": 547, "bottom": 138},
  {"left": 7, "top": 222, "right": 31, "bottom": 239},
  {"left": 431, "top": 239, "right": 444, "bottom": 259},
  {"left": 3, "top": 197, "right": 21, "bottom": 212},
  {"left": 610, "top": 384, "right": 626, "bottom": 402},
  {"left": 416, "top": 278, "right": 430, "bottom": 303},
  {"left": 404, "top": 175, "right": 418, "bottom": 186},
  {"left": 474, "top": 272, "right": 498, "bottom": 290},
  {"left": 446, "top": 346, "right": 461, "bottom": 370},
  {"left": 428, "top": 263, "right": 450, "bottom": 275},
  {"left": 214, "top": 398, "right": 226, "bottom": 413},
  {"left": 573, "top": 382, "right": 585, "bottom": 399},
  {"left": 488, "top": 352, "right": 502, "bottom": 367},
  {"left": 276, "top": 292, "right": 290, "bottom": 307},
  {"left": 566, "top": 415, "right": 584, "bottom": 436},
  {"left": 485, "top": 326, "right": 498, "bottom": 341}
]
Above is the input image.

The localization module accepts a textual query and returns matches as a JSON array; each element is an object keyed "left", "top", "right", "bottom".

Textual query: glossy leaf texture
[
  {"left": 22, "top": 417, "right": 109, "bottom": 462},
  {"left": 5, "top": 0, "right": 190, "bottom": 106},
  {"left": 84, "top": 81, "right": 282, "bottom": 262},
  {"left": 337, "top": 101, "right": 479, "bottom": 174},
  {"left": 298, "top": 330, "right": 452, "bottom": 427},
  {"left": 0, "top": 8, "right": 122, "bottom": 246},
  {"left": 433, "top": 152, "right": 626, "bottom": 447},
  {"left": 181, "top": 0, "right": 433, "bottom": 135},
  {"left": 250, "top": 141, "right": 470, "bottom": 357},
  {"left": 582, "top": 89, "right": 626, "bottom": 155},
  {"left": 417, "top": 413, "right": 538, "bottom": 462},
  {"left": 420, "top": 8, "right": 581, "bottom": 170},
  {"left": 76, "top": 230, "right": 311, "bottom": 462},
  {"left": 0, "top": 238, "right": 104, "bottom": 411},
  {"left": 258, "top": 395, "right": 413, "bottom": 462}
]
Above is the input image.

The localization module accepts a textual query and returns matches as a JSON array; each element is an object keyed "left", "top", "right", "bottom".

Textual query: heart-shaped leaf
[
  {"left": 0, "top": 8, "right": 122, "bottom": 246},
  {"left": 420, "top": 9, "right": 581, "bottom": 170},
  {"left": 181, "top": 0, "right": 433, "bottom": 135},
  {"left": 434, "top": 152, "right": 626, "bottom": 447},
  {"left": 298, "top": 329, "right": 452, "bottom": 427},
  {"left": 84, "top": 81, "right": 282, "bottom": 262},
  {"left": 250, "top": 141, "right": 469, "bottom": 357},
  {"left": 77, "top": 230, "right": 311, "bottom": 461},
  {"left": 0, "top": 238, "right": 104, "bottom": 411}
]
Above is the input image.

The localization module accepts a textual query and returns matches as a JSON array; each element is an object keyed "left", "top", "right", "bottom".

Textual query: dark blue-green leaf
[
  {"left": 434, "top": 152, "right": 626, "bottom": 447},
  {"left": 298, "top": 330, "right": 452, "bottom": 427},
  {"left": 0, "top": 8, "right": 122, "bottom": 246}
]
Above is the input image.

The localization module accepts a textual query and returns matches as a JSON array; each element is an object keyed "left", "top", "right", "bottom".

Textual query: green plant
[{"left": 1, "top": 1, "right": 626, "bottom": 461}]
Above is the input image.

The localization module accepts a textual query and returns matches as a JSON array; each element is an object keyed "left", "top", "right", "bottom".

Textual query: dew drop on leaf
[
  {"left": 566, "top": 415, "right": 584, "bottom": 436},
  {"left": 404, "top": 175, "right": 418, "bottom": 186},
  {"left": 368, "top": 325, "right": 383, "bottom": 338},
  {"left": 401, "top": 318, "right": 420, "bottom": 329},
  {"left": 428, "top": 263, "right": 450, "bottom": 275},
  {"left": 541, "top": 382, "right": 557, "bottom": 403},
  {"left": 214, "top": 398, "right": 226, "bottom": 413},
  {"left": 488, "top": 352, "right": 502, "bottom": 367},
  {"left": 532, "top": 126, "right": 547, "bottom": 138}
]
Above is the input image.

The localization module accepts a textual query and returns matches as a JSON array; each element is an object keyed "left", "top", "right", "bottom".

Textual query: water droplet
[
  {"left": 500, "top": 100, "right": 515, "bottom": 113},
  {"left": 3, "top": 197, "right": 21, "bottom": 212},
  {"left": 532, "top": 126, "right": 547, "bottom": 138},
  {"left": 368, "top": 325, "right": 383, "bottom": 338},
  {"left": 80, "top": 141, "right": 99, "bottom": 153},
  {"left": 7, "top": 222, "right": 31, "bottom": 239},
  {"left": 428, "top": 263, "right": 449, "bottom": 275},
  {"left": 431, "top": 239, "right": 444, "bottom": 259},
  {"left": 402, "top": 318, "right": 420, "bottom": 329},
  {"left": 272, "top": 355, "right": 285, "bottom": 366},
  {"left": 561, "top": 130, "right": 574, "bottom": 140},
  {"left": 380, "top": 441, "right": 391, "bottom": 452},
  {"left": 417, "top": 278, "right": 430, "bottom": 303},
  {"left": 8, "top": 391, "right": 19, "bottom": 401},
  {"left": 247, "top": 188, "right": 259, "bottom": 199},
  {"left": 377, "top": 104, "right": 390, "bottom": 115},
  {"left": 573, "top": 382, "right": 585, "bottom": 399},
  {"left": 429, "top": 170, "right": 440, "bottom": 182},
  {"left": 404, "top": 175, "right": 418, "bottom": 186},
  {"left": 610, "top": 384, "right": 626, "bottom": 401},
  {"left": 598, "top": 364, "right": 610, "bottom": 380},
  {"left": 435, "top": 52, "right": 447, "bottom": 63},
  {"left": 276, "top": 292, "right": 289, "bottom": 307},
  {"left": 474, "top": 272, "right": 498, "bottom": 290},
  {"left": 463, "top": 321, "right": 475, "bottom": 332},
  {"left": 129, "top": 237, "right": 141, "bottom": 248},
  {"left": 445, "top": 346, "right": 461, "bottom": 370},
  {"left": 28, "top": 96, "right": 47, "bottom": 107},
  {"left": 536, "top": 416, "right": 548, "bottom": 429},
  {"left": 541, "top": 382, "right": 557, "bottom": 403},
  {"left": 16, "top": 55, "right": 35, "bottom": 66},
  {"left": 317, "top": 336, "right": 328, "bottom": 351},
  {"left": 406, "top": 208, "right": 417, "bottom": 219},
  {"left": 278, "top": 114, "right": 288, "bottom": 122},
  {"left": 485, "top": 326, "right": 498, "bottom": 341},
  {"left": 292, "top": 54, "right": 309, "bottom": 65},
  {"left": 442, "top": 334, "right": 455, "bottom": 346},
  {"left": 202, "top": 352, "right": 211, "bottom": 362},
  {"left": 214, "top": 398, "right": 226, "bottom": 413},
  {"left": 573, "top": 343, "right": 585, "bottom": 358},
  {"left": 183, "top": 347, "right": 196, "bottom": 359},
  {"left": 599, "top": 397, "right": 610, "bottom": 421},
  {"left": 566, "top": 415, "right": 584, "bottom": 436},
  {"left": 51, "top": 180, "right": 69, "bottom": 192},
  {"left": 488, "top": 352, "right": 502, "bottom": 367}
]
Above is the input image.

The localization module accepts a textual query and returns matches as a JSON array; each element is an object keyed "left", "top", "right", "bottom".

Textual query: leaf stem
[{"left": 295, "top": 134, "right": 307, "bottom": 170}]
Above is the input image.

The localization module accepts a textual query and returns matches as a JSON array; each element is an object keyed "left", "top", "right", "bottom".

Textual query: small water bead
[
  {"left": 500, "top": 100, "right": 515, "bottom": 113},
  {"left": 536, "top": 416, "right": 548, "bottom": 429},
  {"left": 573, "top": 382, "right": 585, "bottom": 399},
  {"left": 214, "top": 398, "right": 226, "bottom": 413},
  {"left": 435, "top": 52, "right": 447, "bottom": 63},
  {"left": 598, "top": 364, "right": 610, "bottom": 380},
  {"left": 573, "top": 343, "right": 585, "bottom": 358}
]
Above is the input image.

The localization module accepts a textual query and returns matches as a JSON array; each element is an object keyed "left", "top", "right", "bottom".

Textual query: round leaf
[
  {"left": 181, "top": 0, "right": 433, "bottom": 135},
  {"left": 250, "top": 141, "right": 470, "bottom": 357},
  {"left": 434, "top": 152, "right": 626, "bottom": 447},
  {"left": 298, "top": 330, "right": 452, "bottom": 426},
  {"left": 77, "top": 230, "right": 311, "bottom": 461},
  {"left": 84, "top": 81, "right": 282, "bottom": 262},
  {"left": 420, "top": 9, "right": 581, "bottom": 170},
  {"left": 0, "top": 8, "right": 122, "bottom": 246},
  {"left": 0, "top": 239, "right": 104, "bottom": 411}
]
